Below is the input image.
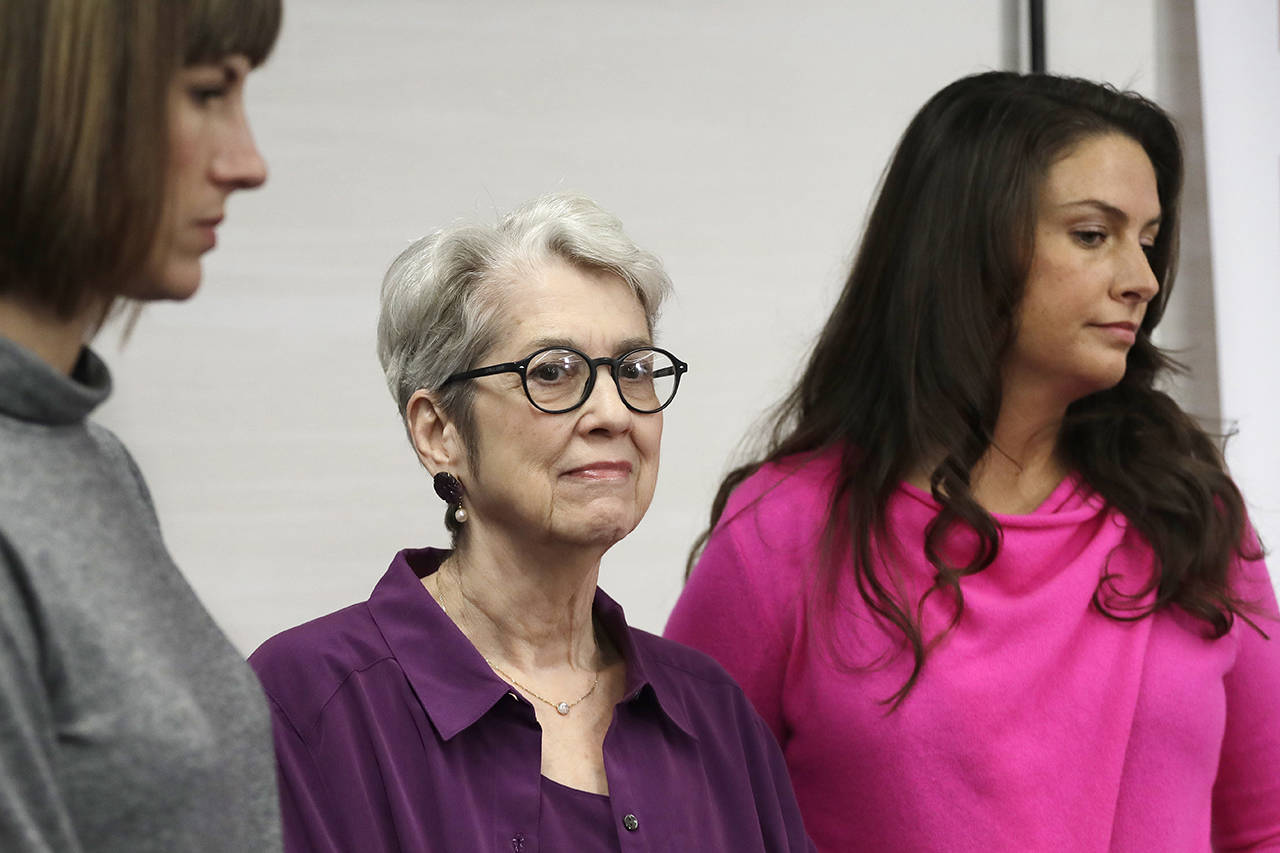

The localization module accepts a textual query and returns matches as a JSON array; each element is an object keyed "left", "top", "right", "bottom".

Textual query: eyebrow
[
  {"left": 525, "top": 335, "right": 653, "bottom": 355},
  {"left": 1059, "top": 198, "right": 1162, "bottom": 229},
  {"left": 186, "top": 55, "right": 246, "bottom": 78}
]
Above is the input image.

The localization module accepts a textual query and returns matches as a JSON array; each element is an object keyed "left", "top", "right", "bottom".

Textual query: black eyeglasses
[{"left": 442, "top": 346, "right": 688, "bottom": 414}]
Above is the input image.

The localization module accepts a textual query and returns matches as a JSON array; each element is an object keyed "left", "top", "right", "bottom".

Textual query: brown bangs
[{"left": 183, "top": 0, "right": 282, "bottom": 68}]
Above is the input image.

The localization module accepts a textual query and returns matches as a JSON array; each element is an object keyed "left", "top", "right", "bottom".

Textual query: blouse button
[
  {"left": 623, "top": 813, "right": 640, "bottom": 832},
  {"left": 511, "top": 833, "right": 527, "bottom": 851}
]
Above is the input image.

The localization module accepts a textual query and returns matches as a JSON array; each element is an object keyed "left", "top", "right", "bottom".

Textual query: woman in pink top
[{"left": 666, "top": 72, "right": 1280, "bottom": 851}]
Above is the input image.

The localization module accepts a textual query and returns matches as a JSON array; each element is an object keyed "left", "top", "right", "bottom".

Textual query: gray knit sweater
[{"left": 0, "top": 335, "right": 281, "bottom": 852}]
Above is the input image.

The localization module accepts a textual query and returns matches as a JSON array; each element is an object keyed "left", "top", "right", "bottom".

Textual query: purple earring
[{"left": 433, "top": 472, "right": 467, "bottom": 523}]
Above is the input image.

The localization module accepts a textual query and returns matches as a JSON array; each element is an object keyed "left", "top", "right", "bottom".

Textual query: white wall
[
  {"left": 1195, "top": 0, "right": 1280, "bottom": 570},
  {"left": 96, "top": 1, "right": 1263, "bottom": 653}
]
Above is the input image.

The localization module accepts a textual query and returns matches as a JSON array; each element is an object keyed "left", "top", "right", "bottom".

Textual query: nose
[
  {"left": 1117, "top": 242, "right": 1160, "bottom": 305},
  {"left": 578, "top": 364, "right": 634, "bottom": 433},
  {"left": 212, "top": 108, "right": 267, "bottom": 190}
]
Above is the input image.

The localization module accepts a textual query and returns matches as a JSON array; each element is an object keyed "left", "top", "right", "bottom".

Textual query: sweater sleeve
[
  {"left": 0, "top": 542, "right": 83, "bottom": 853},
  {"left": 1212, "top": 554, "right": 1280, "bottom": 851},
  {"left": 665, "top": 519, "right": 795, "bottom": 744}
]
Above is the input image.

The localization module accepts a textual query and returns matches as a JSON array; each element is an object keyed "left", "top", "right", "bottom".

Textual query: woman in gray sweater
[{"left": 0, "top": 2, "right": 283, "bottom": 850}]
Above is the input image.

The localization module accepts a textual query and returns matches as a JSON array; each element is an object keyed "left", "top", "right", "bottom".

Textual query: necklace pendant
[{"left": 556, "top": 702, "right": 571, "bottom": 716}]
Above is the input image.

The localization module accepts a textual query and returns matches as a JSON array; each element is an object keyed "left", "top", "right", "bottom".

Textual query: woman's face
[
  {"left": 1005, "top": 133, "right": 1162, "bottom": 405},
  {"left": 455, "top": 260, "right": 663, "bottom": 552},
  {"left": 134, "top": 55, "right": 267, "bottom": 301}
]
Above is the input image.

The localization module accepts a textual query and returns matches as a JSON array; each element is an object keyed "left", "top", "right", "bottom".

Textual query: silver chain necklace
[{"left": 436, "top": 568, "right": 600, "bottom": 716}]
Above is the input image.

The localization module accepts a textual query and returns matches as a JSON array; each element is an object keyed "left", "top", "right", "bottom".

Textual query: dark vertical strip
[{"left": 1029, "top": 0, "right": 1046, "bottom": 72}]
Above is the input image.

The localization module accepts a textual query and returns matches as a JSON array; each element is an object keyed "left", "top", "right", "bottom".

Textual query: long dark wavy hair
[{"left": 690, "top": 71, "right": 1264, "bottom": 708}]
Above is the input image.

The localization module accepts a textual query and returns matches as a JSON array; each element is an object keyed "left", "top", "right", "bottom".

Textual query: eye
[
  {"left": 528, "top": 353, "right": 582, "bottom": 385},
  {"left": 529, "top": 362, "right": 567, "bottom": 382},
  {"left": 187, "top": 85, "right": 229, "bottom": 106},
  {"left": 618, "top": 357, "right": 652, "bottom": 382},
  {"left": 1072, "top": 229, "right": 1107, "bottom": 248},
  {"left": 180, "top": 62, "right": 238, "bottom": 107}
]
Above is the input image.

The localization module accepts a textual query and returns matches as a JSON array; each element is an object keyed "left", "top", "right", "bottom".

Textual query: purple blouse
[
  {"left": 540, "top": 777, "right": 616, "bottom": 851},
  {"left": 250, "top": 548, "right": 814, "bottom": 852}
]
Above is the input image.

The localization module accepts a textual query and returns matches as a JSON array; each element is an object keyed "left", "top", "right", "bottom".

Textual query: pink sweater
[{"left": 666, "top": 449, "right": 1280, "bottom": 851}]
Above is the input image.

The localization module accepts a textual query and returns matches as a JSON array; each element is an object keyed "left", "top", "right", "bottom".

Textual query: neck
[
  {"left": 0, "top": 294, "right": 105, "bottom": 375},
  {"left": 907, "top": 378, "right": 1071, "bottom": 514},
  {"left": 970, "top": 378, "right": 1070, "bottom": 513},
  {"left": 435, "top": 528, "right": 605, "bottom": 673}
]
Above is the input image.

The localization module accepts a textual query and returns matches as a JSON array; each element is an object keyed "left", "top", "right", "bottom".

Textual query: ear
[{"left": 405, "top": 389, "right": 466, "bottom": 475}]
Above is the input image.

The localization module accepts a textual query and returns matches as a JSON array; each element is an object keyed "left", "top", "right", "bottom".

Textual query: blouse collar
[{"left": 367, "top": 547, "right": 697, "bottom": 742}]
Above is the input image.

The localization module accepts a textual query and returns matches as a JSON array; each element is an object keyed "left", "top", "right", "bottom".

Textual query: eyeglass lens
[{"left": 526, "top": 348, "right": 678, "bottom": 412}]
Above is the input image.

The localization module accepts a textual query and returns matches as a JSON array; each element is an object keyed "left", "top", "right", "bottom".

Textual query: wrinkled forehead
[{"left": 485, "top": 257, "right": 652, "bottom": 360}]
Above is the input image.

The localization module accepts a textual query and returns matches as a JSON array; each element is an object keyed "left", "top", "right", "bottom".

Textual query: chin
[
  {"left": 159, "top": 268, "right": 204, "bottom": 301},
  {"left": 1095, "top": 360, "right": 1131, "bottom": 390},
  {"left": 131, "top": 259, "right": 204, "bottom": 301},
  {"left": 1071, "top": 368, "right": 1129, "bottom": 401},
  {"left": 560, "top": 511, "right": 640, "bottom": 550}
]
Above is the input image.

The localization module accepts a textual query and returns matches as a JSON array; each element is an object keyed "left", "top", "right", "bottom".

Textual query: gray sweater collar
[{"left": 0, "top": 335, "right": 112, "bottom": 425}]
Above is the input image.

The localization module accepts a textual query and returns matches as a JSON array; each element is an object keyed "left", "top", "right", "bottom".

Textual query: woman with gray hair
[{"left": 251, "top": 193, "right": 814, "bottom": 852}]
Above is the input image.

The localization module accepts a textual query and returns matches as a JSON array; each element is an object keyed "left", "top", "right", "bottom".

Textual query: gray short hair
[{"left": 376, "top": 192, "right": 673, "bottom": 442}]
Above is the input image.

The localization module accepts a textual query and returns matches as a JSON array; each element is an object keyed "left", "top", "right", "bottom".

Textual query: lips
[
  {"left": 193, "top": 215, "right": 223, "bottom": 250},
  {"left": 1090, "top": 321, "right": 1138, "bottom": 344},
  {"left": 563, "top": 461, "right": 633, "bottom": 479}
]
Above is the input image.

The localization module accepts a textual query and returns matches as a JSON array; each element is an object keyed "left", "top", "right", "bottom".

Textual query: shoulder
[
  {"left": 723, "top": 448, "right": 842, "bottom": 517},
  {"left": 0, "top": 419, "right": 159, "bottom": 565},
  {"left": 702, "top": 448, "right": 844, "bottom": 579},
  {"left": 1228, "top": 537, "right": 1278, "bottom": 637},
  {"left": 631, "top": 626, "right": 746, "bottom": 691},
  {"left": 250, "top": 603, "right": 392, "bottom": 735},
  {"left": 83, "top": 421, "right": 147, "bottom": 484},
  {"left": 630, "top": 626, "right": 780, "bottom": 731},
  {"left": 673, "top": 453, "right": 844, "bottom": 642},
  {"left": 718, "top": 449, "right": 842, "bottom": 539},
  {"left": 0, "top": 415, "right": 133, "bottom": 493},
  {"left": 84, "top": 421, "right": 156, "bottom": 507},
  {"left": 84, "top": 419, "right": 126, "bottom": 454},
  {"left": 0, "top": 414, "right": 155, "bottom": 514}
]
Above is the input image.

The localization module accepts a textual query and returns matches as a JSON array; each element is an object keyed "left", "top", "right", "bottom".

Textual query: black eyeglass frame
[{"left": 441, "top": 345, "right": 689, "bottom": 414}]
